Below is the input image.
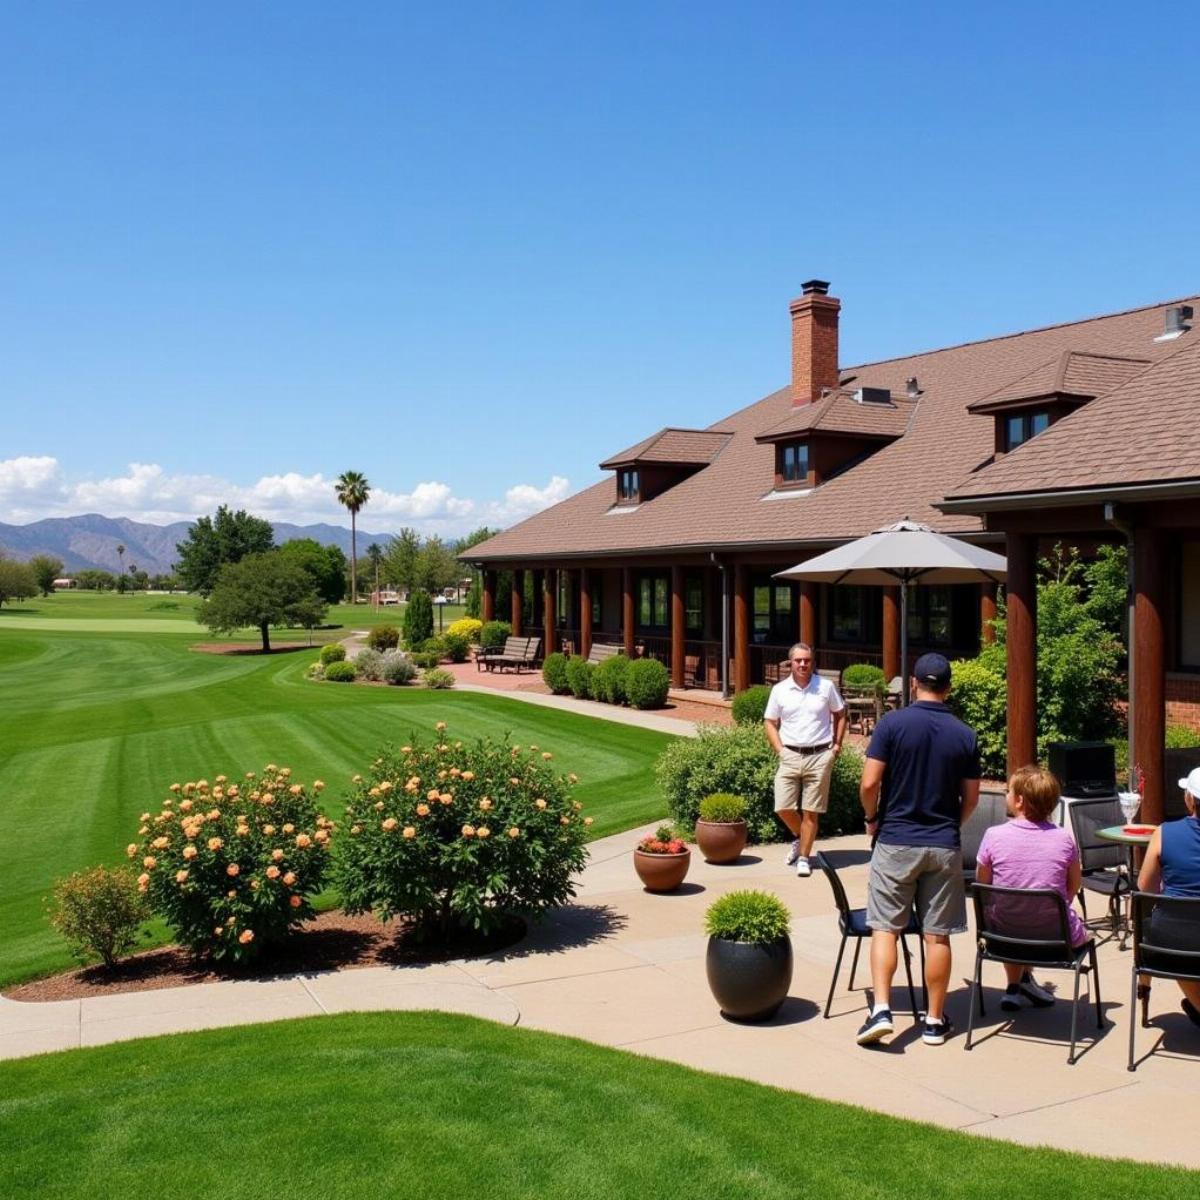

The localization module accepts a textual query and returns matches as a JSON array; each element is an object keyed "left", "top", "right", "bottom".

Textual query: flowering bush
[
  {"left": 446, "top": 617, "right": 483, "bottom": 643},
  {"left": 127, "top": 767, "right": 333, "bottom": 963},
  {"left": 637, "top": 824, "right": 688, "bottom": 855},
  {"left": 49, "top": 865, "right": 149, "bottom": 967},
  {"left": 334, "top": 725, "right": 590, "bottom": 939}
]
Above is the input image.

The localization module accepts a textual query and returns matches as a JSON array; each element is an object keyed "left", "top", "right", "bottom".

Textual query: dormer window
[
  {"left": 1003, "top": 411, "right": 1050, "bottom": 452},
  {"left": 776, "top": 441, "right": 810, "bottom": 488},
  {"left": 617, "top": 468, "right": 640, "bottom": 503}
]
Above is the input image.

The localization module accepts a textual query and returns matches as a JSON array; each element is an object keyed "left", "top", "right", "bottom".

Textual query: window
[
  {"left": 1004, "top": 410, "right": 1050, "bottom": 451},
  {"left": 617, "top": 468, "right": 640, "bottom": 502},
  {"left": 777, "top": 441, "right": 809, "bottom": 486},
  {"left": 752, "top": 579, "right": 796, "bottom": 643},
  {"left": 831, "top": 586, "right": 866, "bottom": 642},
  {"left": 638, "top": 573, "right": 669, "bottom": 628},
  {"left": 685, "top": 575, "right": 703, "bottom": 633},
  {"left": 905, "top": 586, "right": 952, "bottom": 647}
]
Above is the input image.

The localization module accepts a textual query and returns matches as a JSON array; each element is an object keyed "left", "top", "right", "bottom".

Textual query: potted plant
[
  {"left": 704, "top": 890, "right": 793, "bottom": 1021},
  {"left": 633, "top": 825, "right": 691, "bottom": 892},
  {"left": 695, "top": 793, "right": 748, "bottom": 864}
]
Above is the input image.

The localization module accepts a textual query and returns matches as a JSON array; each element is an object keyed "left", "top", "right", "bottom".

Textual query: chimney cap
[{"left": 801, "top": 279, "right": 831, "bottom": 296}]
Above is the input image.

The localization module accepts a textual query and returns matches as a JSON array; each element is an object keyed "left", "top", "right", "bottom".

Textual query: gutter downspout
[
  {"left": 1104, "top": 502, "right": 1135, "bottom": 783},
  {"left": 712, "top": 552, "right": 730, "bottom": 699}
]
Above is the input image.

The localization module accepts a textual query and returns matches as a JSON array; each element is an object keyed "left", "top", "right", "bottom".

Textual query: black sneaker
[
  {"left": 922, "top": 1015, "right": 953, "bottom": 1045},
  {"left": 1000, "top": 987, "right": 1025, "bottom": 1012},
  {"left": 1017, "top": 972, "right": 1056, "bottom": 1008},
  {"left": 856, "top": 1009, "right": 895, "bottom": 1046}
]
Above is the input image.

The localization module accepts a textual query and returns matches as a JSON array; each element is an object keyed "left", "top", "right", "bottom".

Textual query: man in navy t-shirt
[{"left": 855, "top": 653, "right": 980, "bottom": 1049}]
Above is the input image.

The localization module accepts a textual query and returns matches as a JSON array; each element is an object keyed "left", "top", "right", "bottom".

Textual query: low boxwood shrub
[
  {"left": 542, "top": 652, "right": 571, "bottom": 694},
  {"left": 698, "top": 793, "right": 747, "bottom": 823},
  {"left": 480, "top": 620, "right": 511, "bottom": 650},
  {"left": 319, "top": 643, "right": 346, "bottom": 665},
  {"left": 625, "top": 658, "right": 670, "bottom": 709},
  {"left": 731, "top": 684, "right": 771, "bottom": 726},
  {"left": 442, "top": 632, "right": 470, "bottom": 663},
  {"left": 354, "top": 647, "right": 384, "bottom": 681},
  {"left": 49, "top": 865, "right": 149, "bottom": 967},
  {"left": 592, "top": 653, "right": 630, "bottom": 705},
  {"left": 379, "top": 650, "right": 417, "bottom": 685},
  {"left": 333, "top": 726, "right": 590, "bottom": 939},
  {"left": 446, "top": 617, "right": 482, "bottom": 643},
  {"left": 323, "top": 660, "right": 357, "bottom": 683},
  {"left": 366, "top": 624, "right": 400, "bottom": 652},
  {"left": 423, "top": 667, "right": 456, "bottom": 689},
  {"left": 127, "top": 767, "right": 332, "bottom": 963},
  {"left": 565, "top": 657, "right": 595, "bottom": 699},
  {"left": 842, "top": 663, "right": 886, "bottom": 693},
  {"left": 704, "top": 889, "right": 791, "bottom": 943},
  {"left": 411, "top": 651, "right": 441, "bottom": 670}
]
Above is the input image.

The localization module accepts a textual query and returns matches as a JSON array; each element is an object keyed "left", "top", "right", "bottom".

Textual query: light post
[{"left": 433, "top": 594, "right": 448, "bottom": 633}]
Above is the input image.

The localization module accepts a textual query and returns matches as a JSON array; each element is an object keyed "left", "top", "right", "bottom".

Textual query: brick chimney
[{"left": 790, "top": 279, "right": 840, "bottom": 405}]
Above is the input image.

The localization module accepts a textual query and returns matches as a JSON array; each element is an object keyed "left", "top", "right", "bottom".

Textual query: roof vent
[
  {"left": 1155, "top": 304, "right": 1194, "bottom": 342},
  {"left": 906, "top": 376, "right": 922, "bottom": 398},
  {"left": 854, "top": 386, "right": 892, "bottom": 405},
  {"left": 801, "top": 279, "right": 831, "bottom": 296}
]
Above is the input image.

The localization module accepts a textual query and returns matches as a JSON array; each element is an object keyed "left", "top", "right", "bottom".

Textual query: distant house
[
  {"left": 52, "top": 577, "right": 77, "bottom": 590},
  {"left": 371, "top": 589, "right": 401, "bottom": 607}
]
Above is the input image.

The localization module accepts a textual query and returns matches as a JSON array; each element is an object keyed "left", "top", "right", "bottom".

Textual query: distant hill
[{"left": 0, "top": 514, "right": 398, "bottom": 575}]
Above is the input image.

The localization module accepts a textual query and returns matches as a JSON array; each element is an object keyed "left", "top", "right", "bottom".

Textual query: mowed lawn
[
  {"left": 3, "top": 1012, "right": 1196, "bottom": 1199},
  {"left": 0, "top": 626, "right": 670, "bottom": 986}
]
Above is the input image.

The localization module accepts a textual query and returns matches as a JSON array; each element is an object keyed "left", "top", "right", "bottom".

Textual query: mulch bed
[
  {"left": 190, "top": 643, "right": 315, "bottom": 655},
  {"left": 5, "top": 910, "right": 526, "bottom": 1003}
]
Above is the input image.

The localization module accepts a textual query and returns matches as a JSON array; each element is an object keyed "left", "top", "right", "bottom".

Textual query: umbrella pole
[{"left": 900, "top": 579, "right": 909, "bottom": 706}]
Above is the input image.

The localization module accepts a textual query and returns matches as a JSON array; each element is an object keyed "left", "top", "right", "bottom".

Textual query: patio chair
[
  {"left": 965, "top": 883, "right": 1104, "bottom": 1064},
  {"left": 1127, "top": 892, "right": 1200, "bottom": 1071},
  {"left": 817, "top": 667, "right": 842, "bottom": 690},
  {"left": 1068, "top": 797, "right": 1129, "bottom": 937},
  {"left": 960, "top": 789, "right": 1010, "bottom": 889},
  {"left": 815, "top": 852, "right": 924, "bottom": 1020}
]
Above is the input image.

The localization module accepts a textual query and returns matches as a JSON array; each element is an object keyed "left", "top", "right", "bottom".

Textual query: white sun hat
[{"left": 1178, "top": 767, "right": 1200, "bottom": 799}]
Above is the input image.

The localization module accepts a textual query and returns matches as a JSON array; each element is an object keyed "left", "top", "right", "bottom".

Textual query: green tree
[
  {"left": 0, "top": 558, "right": 37, "bottom": 607},
  {"left": 277, "top": 538, "right": 348, "bottom": 605},
  {"left": 175, "top": 506, "right": 276, "bottom": 596},
  {"left": 28, "top": 554, "right": 64, "bottom": 597},
  {"left": 366, "top": 542, "right": 384, "bottom": 596},
  {"left": 416, "top": 535, "right": 458, "bottom": 594},
  {"left": 456, "top": 526, "right": 498, "bottom": 616},
  {"left": 403, "top": 589, "right": 434, "bottom": 648},
  {"left": 116, "top": 543, "right": 125, "bottom": 576},
  {"left": 334, "top": 470, "right": 371, "bottom": 606},
  {"left": 464, "top": 576, "right": 482, "bottom": 619},
  {"left": 382, "top": 527, "right": 420, "bottom": 592},
  {"left": 197, "top": 552, "right": 326, "bottom": 653}
]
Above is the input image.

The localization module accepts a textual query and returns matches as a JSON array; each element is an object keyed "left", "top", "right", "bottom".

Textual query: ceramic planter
[
  {"left": 705, "top": 935, "right": 793, "bottom": 1021},
  {"left": 695, "top": 819, "right": 748, "bottom": 864},
  {"left": 633, "top": 848, "right": 691, "bottom": 893}
]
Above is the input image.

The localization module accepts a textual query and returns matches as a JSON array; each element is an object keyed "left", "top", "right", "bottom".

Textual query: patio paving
[{"left": 3, "top": 826, "right": 1197, "bottom": 1169}]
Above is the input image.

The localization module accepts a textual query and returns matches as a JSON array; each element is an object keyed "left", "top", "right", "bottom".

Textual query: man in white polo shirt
[{"left": 763, "top": 642, "right": 847, "bottom": 877}]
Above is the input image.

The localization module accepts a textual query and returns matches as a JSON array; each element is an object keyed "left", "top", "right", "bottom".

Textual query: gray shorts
[{"left": 867, "top": 842, "right": 967, "bottom": 936}]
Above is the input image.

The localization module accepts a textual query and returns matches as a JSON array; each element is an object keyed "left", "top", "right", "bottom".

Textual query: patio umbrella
[{"left": 774, "top": 519, "right": 1007, "bottom": 704}]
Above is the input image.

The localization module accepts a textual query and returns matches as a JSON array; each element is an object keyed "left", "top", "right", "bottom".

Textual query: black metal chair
[
  {"left": 1127, "top": 892, "right": 1200, "bottom": 1071},
  {"left": 1068, "top": 797, "right": 1129, "bottom": 937},
  {"left": 815, "top": 852, "right": 924, "bottom": 1020},
  {"left": 965, "top": 883, "right": 1104, "bottom": 1064},
  {"left": 961, "top": 790, "right": 1009, "bottom": 889}
]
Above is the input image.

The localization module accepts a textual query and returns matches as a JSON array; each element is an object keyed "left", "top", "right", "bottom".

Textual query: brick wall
[{"left": 1167, "top": 674, "right": 1200, "bottom": 732}]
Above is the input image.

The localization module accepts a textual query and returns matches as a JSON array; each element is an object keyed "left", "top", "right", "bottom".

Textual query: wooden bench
[
  {"left": 585, "top": 643, "right": 623, "bottom": 665},
  {"left": 477, "top": 636, "right": 541, "bottom": 673}
]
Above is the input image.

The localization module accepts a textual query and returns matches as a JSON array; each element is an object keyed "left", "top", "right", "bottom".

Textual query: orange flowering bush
[
  {"left": 334, "top": 725, "right": 589, "bottom": 940},
  {"left": 127, "top": 767, "right": 332, "bottom": 963}
]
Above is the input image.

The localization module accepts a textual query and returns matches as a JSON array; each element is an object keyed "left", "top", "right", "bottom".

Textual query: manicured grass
[
  {"left": 1, "top": 1012, "right": 1195, "bottom": 1198},
  {"left": 0, "top": 627, "right": 669, "bottom": 985}
]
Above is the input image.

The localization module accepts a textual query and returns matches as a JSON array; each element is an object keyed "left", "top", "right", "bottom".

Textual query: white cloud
[{"left": 0, "top": 456, "right": 568, "bottom": 535}]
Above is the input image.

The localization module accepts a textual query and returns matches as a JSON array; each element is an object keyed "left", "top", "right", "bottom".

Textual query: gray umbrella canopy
[{"left": 774, "top": 520, "right": 1007, "bottom": 703}]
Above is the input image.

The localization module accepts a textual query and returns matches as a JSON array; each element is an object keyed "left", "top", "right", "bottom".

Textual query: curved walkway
[{"left": 4, "top": 828, "right": 1198, "bottom": 1170}]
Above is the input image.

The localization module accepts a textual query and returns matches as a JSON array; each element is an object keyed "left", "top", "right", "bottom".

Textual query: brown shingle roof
[
  {"left": 466, "top": 295, "right": 1200, "bottom": 563},
  {"left": 599, "top": 427, "right": 733, "bottom": 469},
  {"left": 966, "top": 350, "right": 1151, "bottom": 413},
  {"left": 755, "top": 388, "right": 915, "bottom": 441}
]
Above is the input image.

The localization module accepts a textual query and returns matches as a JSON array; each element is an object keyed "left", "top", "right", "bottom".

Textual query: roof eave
[{"left": 937, "top": 477, "right": 1200, "bottom": 514}]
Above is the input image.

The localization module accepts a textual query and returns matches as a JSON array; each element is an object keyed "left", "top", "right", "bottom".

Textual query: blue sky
[{"left": 2, "top": 2, "right": 1198, "bottom": 531}]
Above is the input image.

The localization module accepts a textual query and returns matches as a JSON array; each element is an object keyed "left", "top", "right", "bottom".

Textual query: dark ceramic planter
[
  {"left": 695, "top": 819, "right": 748, "bottom": 864},
  {"left": 633, "top": 848, "right": 691, "bottom": 893},
  {"left": 705, "top": 935, "right": 793, "bottom": 1021}
]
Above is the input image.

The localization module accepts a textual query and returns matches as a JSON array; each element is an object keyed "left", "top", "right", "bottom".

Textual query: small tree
[
  {"left": 176, "top": 506, "right": 276, "bottom": 595},
  {"left": 382, "top": 527, "right": 420, "bottom": 592},
  {"left": 403, "top": 589, "right": 435, "bottom": 647},
  {"left": 0, "top": 559, "right": 37, "bottom": 607},
  {"left": 278, "top": 538, "right": 348, "bottom": 605},
  {"left": 49, "top": 866, "right": 148, "bottom": 967},
  {"left": 198, "top": 552, "right": 327, "bottom": 653},
  {"left": 28, "top": 554, "right": 65, "bottom": 596}
]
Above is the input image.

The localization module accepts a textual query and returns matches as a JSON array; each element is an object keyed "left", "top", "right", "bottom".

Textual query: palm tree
[
  {"left": 335, "top": 471, "right": 371, "bottom": 605},
  {"left": 116, "top": 544, "right": 126, "bottom": 591}
]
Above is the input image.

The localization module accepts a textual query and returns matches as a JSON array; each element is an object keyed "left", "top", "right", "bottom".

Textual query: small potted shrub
[
  {"left": 695, "top": 793, "right": 748, "bottom": 864},
  {"left": 704, "top": 889, "right": 793, "bottom": 1021},
  {"left": 633, "top": 824, "right": 691, "bottom": 893}
]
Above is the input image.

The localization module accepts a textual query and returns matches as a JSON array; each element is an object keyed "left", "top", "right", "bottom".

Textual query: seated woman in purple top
[
  {"left": 975, "top": 766, "right": 1085, "bottom": 1011},
  {"left": 1137, "top": 768, "right": 1200, "bottom": 1027}
]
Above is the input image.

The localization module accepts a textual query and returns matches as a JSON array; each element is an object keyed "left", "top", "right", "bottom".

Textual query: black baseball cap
[{"left": 912, "top": 652, "right": 951, "bottom": 689}]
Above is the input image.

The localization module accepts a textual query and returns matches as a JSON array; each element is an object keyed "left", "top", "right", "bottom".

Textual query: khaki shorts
[
  {"left": 866, "top": 842, "right": 967, "bottom": 935},
  {"left": 773, "top": 747, "right": 835, "bottom": 814}
]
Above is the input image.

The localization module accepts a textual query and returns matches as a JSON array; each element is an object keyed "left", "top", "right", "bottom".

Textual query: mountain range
[{"left": 0, "top": 514, "right": 399, "bottom": 575}]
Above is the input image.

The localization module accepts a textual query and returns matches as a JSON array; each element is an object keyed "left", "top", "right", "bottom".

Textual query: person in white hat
[{"left": 1136, "top": 767, "right": 1200, "bottom": 1026}]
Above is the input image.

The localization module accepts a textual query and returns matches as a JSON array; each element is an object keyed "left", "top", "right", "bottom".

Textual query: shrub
[
  {"left": 403, "top": 590, "right": 434, "bottom": 648},
  {"left": 542, "top": 652, "right": 571, "bottom": 694},
  {"left": 625, "top": 657, "right": 670, "bottom": 709},
  {"left": 49, "top": 865, "right": 149, "bottom": 967},
  {"left": 698, "top": 793, "right": 747, "bottom": 823},
  {"left": 565, "top": 657, "right": 595, "bottom": 699},
  {"left": 480, "top": 620, "right": 511, "bottom": 650},
  {"left": 306, "top": 661, "right": 325, "bottom": 680},
  {"left": 423, "top": 668, "right": 456, "bottom": 689},
  {"left": 442, "top": 632, "right": 470, "bottom": 663},
  {"left": 379, "top": 650, "right": 417, "bottom": 685},
  {"left": 704, "top": 890, "right": 791, "bottom": 943},
  {"left": 946, "top": 656, "right": 1008, "bottom": 777},
  {"left": 419, "top": 636, "right": 445, "bottom": 655},
  {"left": 333, "top": 727, "right": 590, "bottom": 939},
  {"left": 1167, "top": 723, "right": 1200, "bottom": 748},
  {"left": 842, "top": 663, "right": 886, "bottom": 693},
  {"left": 446, "top": 617, "right": 482, "bottom": 643},
  {"left": 411, "top": 651, "right": 441, "bottom": 670},
  {"left": 731, "top": 685, "right": 771, "bottom": 726},
  {"left": 319, "top": 643, "right": 346, "bottom": 665},
  {"left": 128, "top": 767, "right": 332, "bottom": 963},
  {"left": 324, "top": 660, "right": 357, "bottom": 683},
  {"left": 592, "top": 653, "right": 630, "bottom": 705},
  {"left": 656, "top": 725, "right": 864, "bottom": 842},
  {"left": 366, "top": 624, "right": 400, "bottom": 651},
  {"left": 354, "top": 647, "right": 384, "bottom": 681}
]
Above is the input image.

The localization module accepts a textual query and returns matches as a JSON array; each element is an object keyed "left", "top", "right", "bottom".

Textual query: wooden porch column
[
  {"left": 798, "top": 580, "right": 817, "bottom": 648},
  {"left": 980, "top": 582, "right": 998, "bottom": 646},
  {"left": 482, "top": 570, "right": 496, "bottom": 624},
  {"left": 670, "top": 565, "right": 686, "bottom": 688},
  {"left": 882, "top": 586, "right": 901, "bottom": 681},
  {"left": 1006, "top": 532, "right": 1038, "bottom": 775},
  {"left": 622, "top": 567, "right": 635, "bottom": 658},
  {"left": 542, "top": 569, "right": 556, "bottom": 656},
  {"left": 1134, "top": 528, "right": 1167, "bottom": 825},
  {"left": 510, "top": 569, "right": 524, "bottom": 636},
  {"left": 579, "top": 568, "right": 592, "bottom": 660},
  {"left": 733, "top": 563, "right": 750, "bottom": 693}
]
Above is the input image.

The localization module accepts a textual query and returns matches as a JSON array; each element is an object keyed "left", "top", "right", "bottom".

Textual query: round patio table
[{"left": 1096, "top": 825, "right": 1155, "bottom": 949}]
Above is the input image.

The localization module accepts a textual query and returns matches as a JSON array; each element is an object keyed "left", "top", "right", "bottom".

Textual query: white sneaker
[
  {"left": 795, "top": 856, "right": 812, "bottom": 878},
  {"left": 784, "top": 839, "right": 802, "bottom": 866}
]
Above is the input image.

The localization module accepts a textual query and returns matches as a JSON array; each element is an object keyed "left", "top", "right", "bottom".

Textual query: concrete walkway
[{"left": 7, "top": 828, "right": 1197, "bottom": 1169}]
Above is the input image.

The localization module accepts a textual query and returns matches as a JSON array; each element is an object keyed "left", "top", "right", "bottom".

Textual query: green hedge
[
  {"left": 542, "top": 652, "right": 571, "bottom": 694},
  {"left": 480, "top": 620, "right": 511, "bottom": 650},
  {"left": 842, "top": 663, "right": 886, "bottom": 692},
  {"left": 731, "top": 685, "right": 771, "bottom": 726},
  {"left": 565, "top": 657, "right": 594, "bottom": 699},
  {"left": 592, "top": 654, "right": 630, "bottom": 705},
  {"left": 625, "top": 658, "right": 670, "bottom": 710}
]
